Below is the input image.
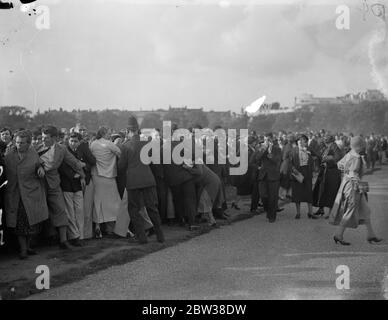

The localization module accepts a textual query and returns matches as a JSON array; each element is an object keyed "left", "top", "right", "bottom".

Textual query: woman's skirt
[
  {"left": 291, "top": 166, "right": 313, "bottom": 203},
  {"left": 14, "top": 199, "right": 42, "bottom": 236},
  {"left": 92, "top": 175, "right": 121, "bottom": 224}
]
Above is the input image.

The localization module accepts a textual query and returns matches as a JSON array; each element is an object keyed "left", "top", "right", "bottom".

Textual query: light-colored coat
[
  {"left": 4, "top": 146, "right": 49, "bottom": 228},
  {"left": 90, "top": 138, "right": 121, "bottom": 178},
  {"left": 329, "top": 150, "right": 370, "bottom": 228}
]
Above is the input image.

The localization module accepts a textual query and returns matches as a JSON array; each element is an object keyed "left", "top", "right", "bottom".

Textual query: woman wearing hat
[
  {"left": 290, "top": 134, "right": 317, "bottom": 219},
  {"left": 329, "top": 136, "right": 382, "bottom": 245},
  {"left": 312, "top": 135, "right": 343, "bottom": 218}
]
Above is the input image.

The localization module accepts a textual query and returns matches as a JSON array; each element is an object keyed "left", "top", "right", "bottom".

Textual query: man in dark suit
[
  {"left": 118, "top": 116, "right": 164, "bottom": 244},
  {"left": 250, "top": 133, "right": 282, "bottom": 223},
  {"left": 162, "top": 124, "right": 200, "bottom": 231}
]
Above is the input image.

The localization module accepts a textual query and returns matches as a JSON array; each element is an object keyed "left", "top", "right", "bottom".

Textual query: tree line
[{"left": 1, "top": 100, "right": 387, "bottom": 135}]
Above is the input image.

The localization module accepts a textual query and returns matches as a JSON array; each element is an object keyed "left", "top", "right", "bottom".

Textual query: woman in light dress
[
  {"left": 90, "top": 126, "right": 122, "bottom": 238},
  {"left": 329, "top": 136, "right": 382, "bottom": 245}
]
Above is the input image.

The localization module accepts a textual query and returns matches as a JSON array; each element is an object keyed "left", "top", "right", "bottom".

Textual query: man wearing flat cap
[{"left": 118, "top": 115, "right": 164, "bottom": 244}]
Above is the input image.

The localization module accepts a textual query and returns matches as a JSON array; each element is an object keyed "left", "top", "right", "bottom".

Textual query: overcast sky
[{"left": 0, "top": 0, "right": 387, "bottom": 113}]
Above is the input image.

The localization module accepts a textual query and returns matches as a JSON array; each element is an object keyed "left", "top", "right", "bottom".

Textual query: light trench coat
[{"left": 329, "top": 150, "right": 371, "bottom": 229}]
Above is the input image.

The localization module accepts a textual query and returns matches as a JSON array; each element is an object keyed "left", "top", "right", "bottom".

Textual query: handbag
[{"left": 291, "top": 167, "right": 304, "bottom": 183}]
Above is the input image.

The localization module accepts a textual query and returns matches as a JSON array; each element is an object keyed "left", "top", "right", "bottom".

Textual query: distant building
[{"left": 294, "top": 89, "right": 386, "bottom": 110}]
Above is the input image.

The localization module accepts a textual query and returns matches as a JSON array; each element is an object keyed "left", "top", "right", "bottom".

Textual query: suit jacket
[
  {"left": 118, "top": 135, "right": 156, "bottom": 190},
  {"left": 77, "top": 141, "right": 96, "bottom": 185},
  {"left": 162, "top": 140, "right": 194, "bottom": 187},
  {"left": 37, "top": 143, "right": 83, "bottom": 190},
  {"left": 58, "top": 146, "right": 83, "bottom": 193},
  {"left": 250, "top": 145, "right": 281, "bottom": 181}
]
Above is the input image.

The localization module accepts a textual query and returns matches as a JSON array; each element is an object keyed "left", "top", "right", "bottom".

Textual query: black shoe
[
  {"left": 295, "top": 214, "right": 301, "bottom": 220},
  {"left": 314, "top": 209, "right": 324, "bottom": 216},
  {"left": 19, "top": 251, "right": 28, "bottom": 260},
  {"left": 59, "top": 241, "right": 74, "bottom": 250},
  {"left": 210, "top": 223, "right": 219, "bottom": 229},
  {"left": 27, "top": 249, "right": 37, "bottom": 255},
  {"left": 268, "top": 219, "right": 276, "bottom": 223},
  {"left": 308, "top": 213, "right": 318, "bottom": 220},
  {"left": 367, "top": 237, "right": 383, "bottom": 244},
  {"left": 333, "top": 236, "right": 350, "bottom": 246},
  {"left": 70, "top": 239, "right": 83, "bottom": 247}
]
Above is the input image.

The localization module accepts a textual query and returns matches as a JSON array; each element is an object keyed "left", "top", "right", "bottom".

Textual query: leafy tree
[
  {"left": 248, "top": 114, "right": 275, "bottom": 133},
  {"left": 0, "top": 106, "right": 31, "bottom": 129},
  {"left": 272, "top": 113, "right": 296, "bottom": 132},
  {"left": 141, "top": 113, "right": 162, "bottom": 129}
]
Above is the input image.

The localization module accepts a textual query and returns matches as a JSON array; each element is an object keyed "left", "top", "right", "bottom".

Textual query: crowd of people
[{"left": 0, "top": 118, "right": 386, "bottom": 259}]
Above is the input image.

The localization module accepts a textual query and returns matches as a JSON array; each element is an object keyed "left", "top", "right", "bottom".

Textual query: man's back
[{"left": 119, "top": 135, "right": 156, "bottom": 190}]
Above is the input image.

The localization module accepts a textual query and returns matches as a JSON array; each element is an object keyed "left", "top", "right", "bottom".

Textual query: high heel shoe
[
  {"left": 308, "top": 214, "right": 318, "bottom": 220},
  {"left": 333, "top": 236, "right": 351, "bottom": 246},
  {"left": 231, "top": 202, "right": 240, "bottom": 210},
  {"left": 367, "top": 237, "right": 383, "bottom": 244}
]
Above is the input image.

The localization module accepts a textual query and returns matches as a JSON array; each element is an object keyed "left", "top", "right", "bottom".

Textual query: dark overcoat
[{"left": 312, "top": 143, "right": 342, "bottom": 208}]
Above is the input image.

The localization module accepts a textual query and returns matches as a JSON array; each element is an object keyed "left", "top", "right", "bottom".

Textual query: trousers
[
  {"left": 63, "top": 191, "right": 84, "bottom": 240},
  {"left": 126, "top": 186, "right": 164, "bottom": 243},
  {"left": 259, "top": 179, "right": 280, "bottom": 221}
]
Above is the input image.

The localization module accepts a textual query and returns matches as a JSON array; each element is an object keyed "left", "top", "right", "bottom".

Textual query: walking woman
[
  {"left": 90, "top": 126, "right": 122, "bottom": 238},
  {"left": 4, "top": 130, "right": 49, "bottom": 259},
  {"left": 291, "top": 134, "right": 317, "bottom": 219},
  {"left": 329, "top": 136, "right": 382, "bottom": 245}
]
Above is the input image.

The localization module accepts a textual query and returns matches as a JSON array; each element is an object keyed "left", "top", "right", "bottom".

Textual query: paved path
[{"left": 30, "top": 166, "right": 388, "bottom": 300}]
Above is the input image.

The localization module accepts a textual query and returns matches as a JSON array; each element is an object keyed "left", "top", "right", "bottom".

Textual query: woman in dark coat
[
  {"left": 312, "top": 135, "right": 343, "bottom": 218},
  {"left": 4, "top": 130, "right": 49, "bottom": 259},
  {"left": 290, "top": 135, "right": 317, "bottom": 219}
]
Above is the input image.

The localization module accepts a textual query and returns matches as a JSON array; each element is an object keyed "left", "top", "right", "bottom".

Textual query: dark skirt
[
  {"left": 14, "top": 199, "right": 42, "bottom": 237},
  {"left": 291, "top": 166, "right": 313, "bottom": 203}
]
